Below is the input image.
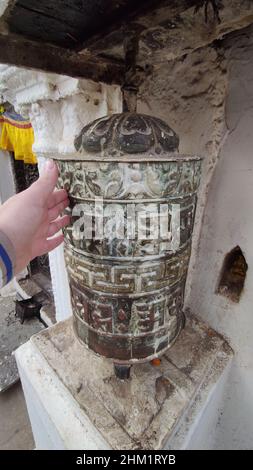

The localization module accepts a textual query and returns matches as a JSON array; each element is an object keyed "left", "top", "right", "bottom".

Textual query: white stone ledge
[
  {"left": 15, "top": 314, "right": 233, "bottom": 450},
  {"left": 16, "top": 341, "right": 109, "bottom": 450}
]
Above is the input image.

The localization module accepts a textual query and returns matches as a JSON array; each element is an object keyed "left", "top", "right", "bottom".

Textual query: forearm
[{"left": 0, "top": 230, "right": 16, "bottom": 288}]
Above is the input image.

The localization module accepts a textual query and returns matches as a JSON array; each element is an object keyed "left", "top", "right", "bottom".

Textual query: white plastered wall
[
  {"left": 187, "top": 27, "right": 253, "bottom": 450},
  {"left": 139, "top": 23, "right": 253, "bottom": 449}
]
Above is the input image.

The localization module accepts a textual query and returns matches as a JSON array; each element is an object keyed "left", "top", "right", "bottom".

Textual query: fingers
[
  {"left": 45, "top": 234, "right": 64, "bottom": 252},
  {"left": 47, "top": 214, "right": 70, "bottom": 237},
  {"left": 48, "top": 198, "right": 69, "bottom": 222},
  {"left": 48, "top": 188, "right": 69, "bottom": 209},
  {"left": 31, "top": 160, "right": 59, "bottom": 203}
]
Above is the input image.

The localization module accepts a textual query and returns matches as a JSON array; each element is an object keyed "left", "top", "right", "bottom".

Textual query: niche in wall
[{"left": 217, "top": 246, "right": 248, "bottom": 303}]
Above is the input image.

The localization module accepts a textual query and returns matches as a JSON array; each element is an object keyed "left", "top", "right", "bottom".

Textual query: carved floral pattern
[{"left": 57, "top": 160, "right": 201, "bottom": 200}]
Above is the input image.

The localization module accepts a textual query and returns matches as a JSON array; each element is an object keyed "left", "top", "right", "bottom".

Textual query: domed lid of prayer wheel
[{"left": 74, "top": 112, "right": 185, "bottom": 161}]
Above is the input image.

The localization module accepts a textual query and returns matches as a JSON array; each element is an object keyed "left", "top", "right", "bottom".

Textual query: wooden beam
[
  {"left": 0, "top": 33, "right": 125, "bottom": 85},
  {"left": 76, "top": 0, "right": 197, "bottom": 52},
  {"left": 78, "top": 0, "right": 253, "bottom": 67}
]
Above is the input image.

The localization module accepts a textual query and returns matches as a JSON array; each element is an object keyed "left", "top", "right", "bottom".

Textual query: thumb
[{"left": 32, "top": 160, "right": 58, "bottom": 201}]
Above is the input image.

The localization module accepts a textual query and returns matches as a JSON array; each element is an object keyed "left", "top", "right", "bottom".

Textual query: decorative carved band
[
  {"left": 65, "top": 242, "right": 191, "bottom": 296},
  {"left": 72, "top": 281, "right": 185, "bottom": 363},
  {"left": 57, "top": 160, "right": 201, "bottom": 200}
]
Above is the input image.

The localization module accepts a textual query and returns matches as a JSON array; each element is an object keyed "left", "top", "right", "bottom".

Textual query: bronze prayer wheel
[{"left": 56, "top": 113, "right": 202, "bottom": 366}]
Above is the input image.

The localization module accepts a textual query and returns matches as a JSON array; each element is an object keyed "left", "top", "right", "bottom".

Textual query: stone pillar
[{"left": 0, "top": 65, "right": 122, "bottom": 320}]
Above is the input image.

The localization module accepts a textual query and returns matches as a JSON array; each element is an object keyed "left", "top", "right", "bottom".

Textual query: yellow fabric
[{"left": 0, "top": 115, "right": 37, "bottom": 164}]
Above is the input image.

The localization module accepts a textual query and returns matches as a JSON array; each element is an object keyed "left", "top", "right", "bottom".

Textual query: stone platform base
[{"left": 15, "top": 314, "right": 233, "bottom": 450}]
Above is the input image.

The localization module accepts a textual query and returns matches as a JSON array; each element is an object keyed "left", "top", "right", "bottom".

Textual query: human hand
[{"left": 0, "top": 160, "right": 70, "bottom": 276}]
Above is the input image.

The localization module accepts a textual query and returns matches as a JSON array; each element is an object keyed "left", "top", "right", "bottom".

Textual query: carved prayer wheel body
[{"left": 56, "top": 113, "right": 202, "bottom": 365}]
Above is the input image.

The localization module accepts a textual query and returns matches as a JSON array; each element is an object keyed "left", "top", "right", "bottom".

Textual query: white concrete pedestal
[{"left": 15, "top": 314, "right": 233, "bottom": 450}]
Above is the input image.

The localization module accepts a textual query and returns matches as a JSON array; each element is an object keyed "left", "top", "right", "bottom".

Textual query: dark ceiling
[
  {"left": 2, "top": 1, "right": 249, "bottom": 86},
  {"left": 8, "top": 0, "right": 162, "bottom": 49}
]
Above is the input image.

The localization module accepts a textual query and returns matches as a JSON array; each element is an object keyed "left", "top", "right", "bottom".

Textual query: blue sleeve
[{"left": 0, "top": 232, "right": 15, "bottom": 288}]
